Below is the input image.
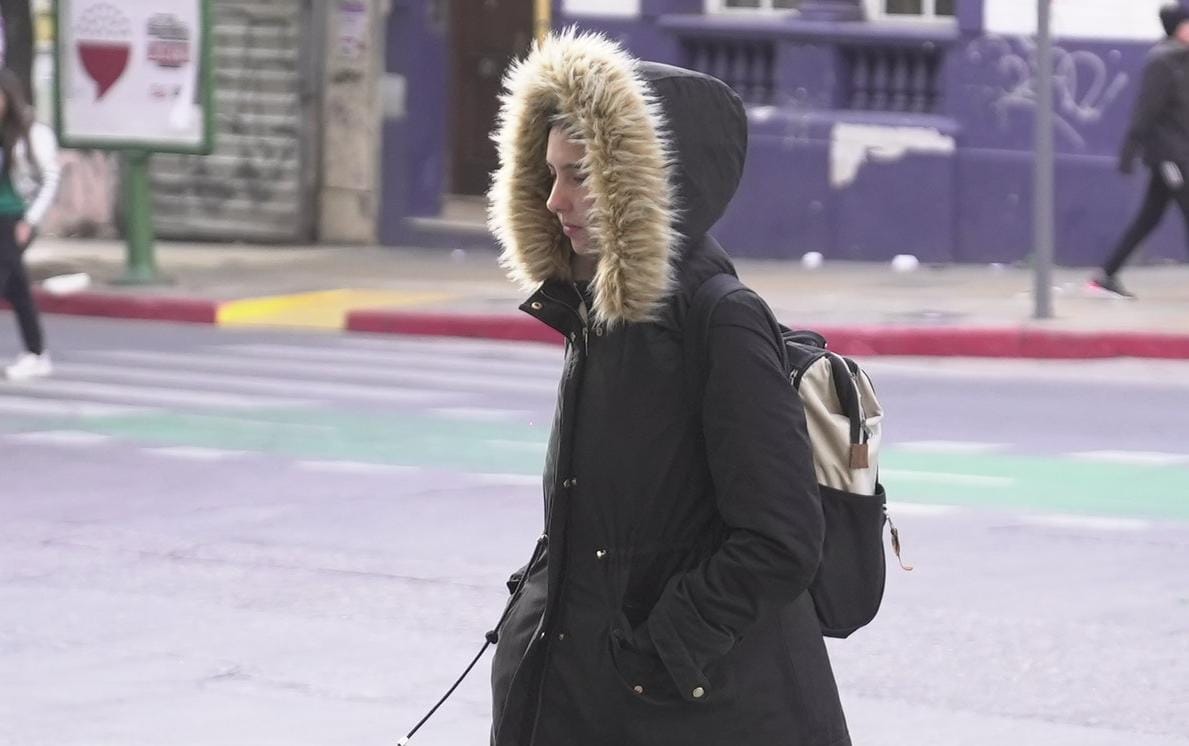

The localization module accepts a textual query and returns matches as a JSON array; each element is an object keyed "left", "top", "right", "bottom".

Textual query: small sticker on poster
[{"left": 55, "top": 0, "right": 213, "bottom": 153}]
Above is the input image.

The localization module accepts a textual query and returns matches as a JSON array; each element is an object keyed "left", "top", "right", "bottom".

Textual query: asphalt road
[{"left": 1, "top": 315, "right": 1186, "bottom": 746}]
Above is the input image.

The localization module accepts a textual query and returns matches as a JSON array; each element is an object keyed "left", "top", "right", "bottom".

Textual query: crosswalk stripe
[
  {"left": 295, "top": 460, "right": 421, "bottom": 476},
  {"left": 430, "top": 407, "right": 536, "bottom": 422},
  {"left": 880, "top": 469, "right": 1014, "bottom": 488},
  {"left": 86, "top": 349, "right": 557, "bottom": 395},
  {"left": 337, "top": 335, "right": 561, "bottom": 362},
  {"left": 7, "top": 430, "right": 112, "bottom": 446},
  {"left": 0, "top": 394, "right": 155, "bottom": 418},
  {"left": 1020, "top": 514, "right": 1152, "bottom": 531},
  {"left": 144, "top": 446, "right": 250, "bottom": 461},
  {"left": 55, "top": 362, "right": 447, "bottom": 404},
  {"left": 471, "top": 473, "right": 542, "bottom": 488},
  {"left": 892, "top": 441, "right": 1008, "bottom": 454},
  {"left": 1066, "top": 451, "right": 1189, "bottom": 467},
  {"left": 221, "top": 343, "right": 562, "bottom": 380},
  {"left": 3, "top": 378, "right": 314, "bottom": 410}
]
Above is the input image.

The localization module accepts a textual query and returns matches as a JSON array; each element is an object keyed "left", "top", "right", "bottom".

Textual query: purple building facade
[{"left": 381, "top": 0, "right": 1189, "bottom": 266}]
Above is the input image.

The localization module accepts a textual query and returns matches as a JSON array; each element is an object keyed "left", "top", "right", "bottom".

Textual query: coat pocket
[{"left": 606, "top": 616, "right": 682, "bottom": 706}]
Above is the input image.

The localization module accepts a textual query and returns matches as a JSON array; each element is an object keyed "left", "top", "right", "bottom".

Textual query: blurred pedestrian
[
  {"left": 0, "top": 67, "right": 60, "bottom": 379},
  {"left": 486, "top": 30, "right": 848, "bottom": 746},
  {"left": 1089, "top": 3, "right": 1189, "bottom": 299}
]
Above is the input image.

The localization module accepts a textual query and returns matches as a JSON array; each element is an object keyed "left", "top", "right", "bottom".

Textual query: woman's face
[{"left": 545, "top": 126, "right": 596, "bottom": 256}]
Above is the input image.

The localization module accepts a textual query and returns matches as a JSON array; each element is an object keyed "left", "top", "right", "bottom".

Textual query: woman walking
[{"left": 0, "top": 68, "right": 60, "bottom": 380}]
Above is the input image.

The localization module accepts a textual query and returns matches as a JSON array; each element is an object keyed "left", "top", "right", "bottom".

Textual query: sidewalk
[{"left": 13, "top": 237, "right": 1189, "bottom": 358}]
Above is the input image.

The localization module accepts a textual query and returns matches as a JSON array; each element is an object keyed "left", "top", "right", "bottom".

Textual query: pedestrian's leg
[
  {"left": 1103, "top": 171, "right": 1171, "bottom": 277},
  {"left": 1173, "top": 173, "right": 1189, "bottom": 261},
  {"left": 4, "top": 258, "right": 45, "bottom": 355}
]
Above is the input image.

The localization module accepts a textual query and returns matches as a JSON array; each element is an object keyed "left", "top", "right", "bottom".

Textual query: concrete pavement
[{"left": 13, "top": 237, "right": 1189, "bottom": 357}]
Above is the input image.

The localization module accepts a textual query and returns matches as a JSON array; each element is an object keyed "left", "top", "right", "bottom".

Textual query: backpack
[{"left": 685, "top": 273, "right": 910, "bottom": 639}]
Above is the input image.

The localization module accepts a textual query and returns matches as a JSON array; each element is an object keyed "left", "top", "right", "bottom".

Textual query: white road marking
[
  {"left": 1066, "top": 451, "right": 1189, "bottom": 467},
  {"left": 430, "top": 407, "right": 535, "bottom": 422},
  {"left": 1020, "top": 514, "right": 1153, "bottom": 532},
  {"left": 7, "top": 430, "right": 112, "bottom": 446},
  {"left": 881, "top": 469, "right": 1014, "bottom": 488},
  {"left": 893, "top": 441, "right": 1009, "bottom": 454},
  {"left": 294, "top": 460, "right": 420, "bottom": 476},
  {"left": 885, "top": 502, "right": 961, "bottom": 516},
  {"left": 471, "top": 473, "right": 542, "bottom": 488},
  {"left": 4, "top": 379, "right": 313, "bottom": 410},
  {"left": 0, "top": 394, "right": 155, "bottom": 418},
  {"left": 484, "top": 439, "right": 547, "bottom": 453},
  {"left": 144, "top": 446, "right": 250, "bottom": 461},
  {"left": 223, "top": 343, "right": 561, "bottom": 383},
  {"left": 86, "top": 349, "right": 551, "bottom": 395},
  {"left": 55, "top": 362, "right": 441, "bottom": 404}
]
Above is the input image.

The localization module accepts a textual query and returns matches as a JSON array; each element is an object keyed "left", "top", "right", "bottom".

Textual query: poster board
[{"left": 54, "top": 0, "right": 214, "bottom": 153}]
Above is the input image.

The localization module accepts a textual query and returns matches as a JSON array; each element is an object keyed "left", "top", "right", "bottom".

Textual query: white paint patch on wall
[
  {"left": 563, "top": 0, "right": 639, "bottom": 17},
  {"left": 829, "top": 124, "right": 956, "bottom": 189},
  {"left": 985, "top": 0, "right": 1167, "bottom": 41}
]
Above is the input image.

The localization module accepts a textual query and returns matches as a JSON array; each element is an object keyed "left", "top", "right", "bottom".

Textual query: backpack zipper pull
[{"left": 886, "top": 512, "right": 913, "bottom": 571}]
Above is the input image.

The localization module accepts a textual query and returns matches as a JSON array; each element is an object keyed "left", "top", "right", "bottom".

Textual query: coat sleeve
[
  {"left": 639, "top": 291, "right": 824, "bottom": 703},
  {"left": 23, "top": 123, "right": 62, "bottom": 228},
  {"left": 1120, "top": 55, "right": 1173, "bottom": 170}
]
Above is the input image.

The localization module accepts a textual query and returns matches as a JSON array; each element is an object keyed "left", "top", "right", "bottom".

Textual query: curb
[
  {"left": 11, "top": 291, "right": 1189, "bottom": 359},
  {"left": 26, "top": 289, "right": 218, "bottom": 324},
  {"left": 346, "top": 310, "right": 1189, "bottom": 359}
]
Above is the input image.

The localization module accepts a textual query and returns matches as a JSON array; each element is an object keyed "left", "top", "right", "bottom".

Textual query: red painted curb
[
  {"left": 347, "top": 310, "right": 564, "bottom": 345},
  {"left": 9, "top": 290, "right": 220, "bottom": 324},
  {"left": 347, "top": 311, "right": 1189, "bottom": 359}
]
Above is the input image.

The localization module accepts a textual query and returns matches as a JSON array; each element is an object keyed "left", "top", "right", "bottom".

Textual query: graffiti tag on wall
[{"left": 970, "top": 36, "right": 1131, "bottom": 150}]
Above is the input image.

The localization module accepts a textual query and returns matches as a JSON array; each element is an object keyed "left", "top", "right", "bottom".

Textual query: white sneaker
[{"left": 5, "top": 352, "right": 52, "bottom": 381}]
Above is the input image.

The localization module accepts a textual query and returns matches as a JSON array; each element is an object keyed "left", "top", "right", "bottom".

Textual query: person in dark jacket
[
  {"left": 486, "top": 29, "right": 849, "bottom": 746},
  {"left": 1089, "top": 3, "right": 1189, "bottom": 299}
]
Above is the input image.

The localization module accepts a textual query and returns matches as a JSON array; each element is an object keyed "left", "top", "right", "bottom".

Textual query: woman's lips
[{"left": 562, "top": 224, "right": 584, "bottom": 237}]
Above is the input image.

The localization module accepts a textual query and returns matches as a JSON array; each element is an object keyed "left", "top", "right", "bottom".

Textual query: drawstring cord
[{"left": 397, "top": 534, "right": 548, "bottom": 745}]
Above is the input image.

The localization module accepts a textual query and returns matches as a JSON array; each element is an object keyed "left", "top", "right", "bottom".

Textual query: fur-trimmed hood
[{"left": 487, "top": 29, "right": 748, "bottom": 327}]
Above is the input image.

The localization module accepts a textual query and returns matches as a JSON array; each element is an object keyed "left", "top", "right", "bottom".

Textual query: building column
[
  {"left": 319, "top": 0, "right": 388, "bottom": 243},
  {"left": 798, "top": 0, "right": 864, "bottom": 22}
]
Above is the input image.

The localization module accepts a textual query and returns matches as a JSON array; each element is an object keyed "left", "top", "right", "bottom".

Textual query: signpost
[
  {"left": 54, "top": 0, "right": 213, "bottom": 284},
  {"left": 1034, "top": 0, "right": 1054, "bottom": 320}
]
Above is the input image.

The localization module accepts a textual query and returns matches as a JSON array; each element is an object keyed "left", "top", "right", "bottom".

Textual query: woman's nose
[{"left": 546, "top": 180, "right": 569, "bottom": 214}]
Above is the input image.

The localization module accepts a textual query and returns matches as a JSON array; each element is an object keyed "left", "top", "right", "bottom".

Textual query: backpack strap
[
  {"left": 684, "top": 274, "right": 747, "bottom": 403},
  {"left": 684, "top": 273, "right": 785, "bottom": 404}
]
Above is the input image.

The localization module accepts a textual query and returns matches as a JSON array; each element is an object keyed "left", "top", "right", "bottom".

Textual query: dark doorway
[{"left": 450, "top": 0, "right": 533, "bottom": 196}]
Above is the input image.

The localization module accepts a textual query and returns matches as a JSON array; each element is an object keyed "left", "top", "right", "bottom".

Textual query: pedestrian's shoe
[
  {"left": 1085, "top": 274, "right": 1137, "bottom": 300},
  {"left": 4, "top": 352, "right": 53, "bottom": 381}
]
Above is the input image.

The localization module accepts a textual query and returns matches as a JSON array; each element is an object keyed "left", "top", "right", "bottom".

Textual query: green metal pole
[{"left": 117, "top": 149, "right": 163, "bottom": 285}]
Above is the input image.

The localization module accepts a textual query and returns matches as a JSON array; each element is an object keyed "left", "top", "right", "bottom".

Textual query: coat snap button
[
  {"left": 530, "top": 302, "right": 542, "bottom": 310},
  {"left": 691, "top": 686, "right": 705, "bottom": 699},
  {"left": 557, "top": 632, "right": 566, "bottom": 641},
  {"left": 562, "top": 478, "right": 573, "bottom": 488},
  {"left": 632, "top": 685, "right": 644, "bottom": 695},
  {"left": 595, "top": 326, "right": 604, "bottom": 336},
  {"left": 595, "top": 549, "right": 607, "bottom": 559}
]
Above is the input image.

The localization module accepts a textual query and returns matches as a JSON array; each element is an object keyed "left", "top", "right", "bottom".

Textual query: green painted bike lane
[{"left": 5, "top": 409, "right": 1187, "bottom": 521}]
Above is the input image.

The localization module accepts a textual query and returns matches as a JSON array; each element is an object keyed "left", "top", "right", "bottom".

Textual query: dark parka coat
[{"left": 487, "top": 30, "right": 850, "bottom": 746}]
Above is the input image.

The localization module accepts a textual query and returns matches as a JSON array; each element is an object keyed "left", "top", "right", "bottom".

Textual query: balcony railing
[
  {"left": 842, "top": 44, "right": 943, "bottom": 113},
  {"left": 682, "top": 38, "right": 777, "bottom": 105}
]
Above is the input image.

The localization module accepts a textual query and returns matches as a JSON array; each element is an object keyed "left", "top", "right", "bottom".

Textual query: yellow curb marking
[{"left": 217, "top": 289, "right": 455, "bottom": 329}]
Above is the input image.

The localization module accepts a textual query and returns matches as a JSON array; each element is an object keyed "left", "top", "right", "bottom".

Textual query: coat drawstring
[{"left": 397, "top": 533, "right": 549, "bottom": 745}]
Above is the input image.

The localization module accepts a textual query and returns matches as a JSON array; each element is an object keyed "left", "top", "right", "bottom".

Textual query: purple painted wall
[{"left": 383, "top": 0, "right": 1187, "bottom": 267}]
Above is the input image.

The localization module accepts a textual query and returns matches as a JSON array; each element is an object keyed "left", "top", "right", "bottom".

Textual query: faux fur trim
[{"left": 487, "top": 28, "right": 677, "bottom": 327}]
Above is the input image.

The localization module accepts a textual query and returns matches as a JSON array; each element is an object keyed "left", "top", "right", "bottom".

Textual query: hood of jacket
[{"left": 487, "top": 28, "right": 748, "bottom": 327}]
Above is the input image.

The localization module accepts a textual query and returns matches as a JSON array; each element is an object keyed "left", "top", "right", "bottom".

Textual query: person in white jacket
[{"left": 0, "top": 68, "right": 61, "bottom": 380}]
